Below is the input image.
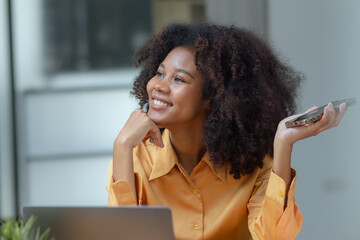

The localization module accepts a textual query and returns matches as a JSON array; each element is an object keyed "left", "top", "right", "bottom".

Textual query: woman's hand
[
  {"left": 272, "top": 102, "right": 347, "bottom": 204},
  {"left": 275, "top": 102, "right": 347, "bottom": 147},
  {"left": 112, "top": 110, "right": 164, "bottom": 194},
  {"left": 115, "top": 109, "right": 164, "bottom": 149}
]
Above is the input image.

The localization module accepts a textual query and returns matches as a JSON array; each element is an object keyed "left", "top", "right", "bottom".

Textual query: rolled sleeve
[
  {"left": 248, "top": 168, "right": 303, "bottom": 240},
  {"left": 266, "top": 169, "right": 297, "bottom": 207},
  {"left": 106, "top": 160, "right": 137, "bottom": 206},
  {"left": 107, "top": 179, "right": 137, "bottom": 206}
]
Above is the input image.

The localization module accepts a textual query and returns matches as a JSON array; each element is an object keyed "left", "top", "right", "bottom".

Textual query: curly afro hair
[{"left": 131, "top": 23, "right": 303, "bottom": 179}]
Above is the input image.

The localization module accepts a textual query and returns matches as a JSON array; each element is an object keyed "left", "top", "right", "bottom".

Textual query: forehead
[{"left": 161, "top": 46, "right": 196, "bottom": 70}]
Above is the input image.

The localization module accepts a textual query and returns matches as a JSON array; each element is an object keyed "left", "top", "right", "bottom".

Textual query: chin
[{"left": 147, "top": 112, "right": 166, "bottom": 128}]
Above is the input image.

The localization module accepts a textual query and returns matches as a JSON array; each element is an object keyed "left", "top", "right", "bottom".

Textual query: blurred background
[{"left": 0, "top": 0, "right": 359, "bottom": 239}]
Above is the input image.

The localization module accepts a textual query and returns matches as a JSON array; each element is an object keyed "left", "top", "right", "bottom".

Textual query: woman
[{"left": 107, "top": 23, "right": 346, "bottom": 239}]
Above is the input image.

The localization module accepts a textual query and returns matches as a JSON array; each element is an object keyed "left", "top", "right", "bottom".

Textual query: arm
[
  {"left": 112, "top": 140, "right": 137, "bottom": 201},
  {"left": 110, "top": 109, "right": 164, "bottom": 203},
  {"left": 248, "top": 103, "right": 346, "bottom": 239},
  {"left": 273, "top": 102, "right": 346, "bottom": 203}
]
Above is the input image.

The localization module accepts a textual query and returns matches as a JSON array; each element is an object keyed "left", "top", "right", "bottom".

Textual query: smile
[{"left": 153, "top": 99, "right": 171, "bottom": 107}]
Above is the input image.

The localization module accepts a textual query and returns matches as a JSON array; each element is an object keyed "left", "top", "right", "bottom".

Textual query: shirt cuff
[
  {"left": 265, "top": 169, "right": 297, "bottom": 207},
  {"left": 107, "top": 178, "right": 137, "bottom": 206}
]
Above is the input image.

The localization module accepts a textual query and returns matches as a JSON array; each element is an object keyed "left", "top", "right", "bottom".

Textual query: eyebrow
[{"left": 159, "top": 63, "right": 195, "bottom": 79}]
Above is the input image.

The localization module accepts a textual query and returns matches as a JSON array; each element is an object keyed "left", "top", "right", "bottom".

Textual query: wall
[
  {"left": 23, "top": 88, "right": 137, "bottom": 206},
  {"left": 0, "top": 0, "right": 16, "bottom": 218},
  {"left": 206, "top": 0, "right": 267, "bottom": 36},
  {"left": 268, "top": 1, "right": 360, "bottom": 239}
]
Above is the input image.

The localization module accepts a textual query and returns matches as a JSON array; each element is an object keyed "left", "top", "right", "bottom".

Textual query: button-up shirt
[{"left": 107, "top": 129, "right": 303, "bottom": 240}]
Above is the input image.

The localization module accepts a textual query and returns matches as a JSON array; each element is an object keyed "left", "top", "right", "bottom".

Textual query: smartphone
[{"left": 285, "top": 97, "right": 356, "bottom": 128}]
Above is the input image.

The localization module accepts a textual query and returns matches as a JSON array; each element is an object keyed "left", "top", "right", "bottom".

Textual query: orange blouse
[{"left": 107, "top": 129, "right": 303, "bottom": 240}]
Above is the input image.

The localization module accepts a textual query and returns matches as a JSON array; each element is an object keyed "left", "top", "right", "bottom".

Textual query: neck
[{"left": 169, "top": 126, "right": 206, "bottom": 175}]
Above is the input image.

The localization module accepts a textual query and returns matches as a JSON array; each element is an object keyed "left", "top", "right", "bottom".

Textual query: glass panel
[
  {"left": 43, "top": 0, "right": 153, "bottom": 73},
  {"left": 42, "top": 0, "right": 205, "bottom": 74}
]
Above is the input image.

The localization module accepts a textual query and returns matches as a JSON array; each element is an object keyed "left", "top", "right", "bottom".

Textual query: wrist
[
  {"left": 114, "top": 134, "right": 135, "bottom": 149},
  {"left": 274, "top": 134, "right": 294, "bottom": 153},
  {"left": 273, "top": 136, "right": 293, "bottom": 172}
]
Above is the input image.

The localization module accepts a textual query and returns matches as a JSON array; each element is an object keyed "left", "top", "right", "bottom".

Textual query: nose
[{"left": 154, "top": 78, "right": 170, "bottom": 93}]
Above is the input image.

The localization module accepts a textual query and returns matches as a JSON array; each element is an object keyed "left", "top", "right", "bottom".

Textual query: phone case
[{"left": 285, "top": 97, "right": 356, "bottom": 128}]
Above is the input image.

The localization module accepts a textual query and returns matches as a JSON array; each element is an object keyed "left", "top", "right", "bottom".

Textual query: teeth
[{"left": 153, "top": 99, "right": 169, "bottom": 106}]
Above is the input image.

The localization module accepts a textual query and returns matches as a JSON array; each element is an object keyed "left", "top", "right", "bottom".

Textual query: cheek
[
  {"left": 172, "top": 86, "right": 203, "bottom": 106},
  {"left": 171, "top": 86, "right": 187, "bottom": 100}
]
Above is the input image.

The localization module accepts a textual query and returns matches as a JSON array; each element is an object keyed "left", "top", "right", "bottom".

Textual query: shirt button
[
  {"left": 193, "top": 188, "right": 198, "bottom": 194},
  {"left": 279, "top": 191, "right": 284, "bottom": 197},
  {"left": 194, "top": 224, "right": 200, "bottom": 230}
]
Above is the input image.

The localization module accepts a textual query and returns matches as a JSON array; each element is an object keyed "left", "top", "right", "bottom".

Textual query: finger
[
  {"left": 324, "top": 103, "right": 336, "bottom": 123},
  {"left": 148, "top": 124, "right": 164, "bottom": 148},
  {"left": 317, "top": 103, "right": 339, "bottom": 132},
  {"left": 317, "top": 103, "right": 333, "bottom": 130},
  {"left": 142, "top": 132, "right": 151, "bottom": 143},
  {"left": 326, "top": 102, "right": 343, "bottom": 128},
  {"left": 332, "top": 103, "right": 346, "bottom": 127},
  {"left": 302, "top": 103, "right": 330, "bottom": 136}
]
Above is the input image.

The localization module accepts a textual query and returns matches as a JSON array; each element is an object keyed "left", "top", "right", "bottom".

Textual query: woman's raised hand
[
  {"left": 115, "top": 109, "right": 164, "bottom": 149},
  {"left": 112, "top": 110, "right": 164, "bottom": 187},
  {"left": 275, "top": 102, "right": 347, "bottom": 147},
  {"left": 272, "top": 102, "right": 347, "bottom": 195}
]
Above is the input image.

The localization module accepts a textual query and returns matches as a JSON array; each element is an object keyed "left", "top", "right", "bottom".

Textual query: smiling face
[{"left": 146, "top": 46, "right": 208, "bottom": 130}]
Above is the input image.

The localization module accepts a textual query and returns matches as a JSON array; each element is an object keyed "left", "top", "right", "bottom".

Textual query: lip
[{"left": 150, "top": 96, "right": 173, "bottom": 110}]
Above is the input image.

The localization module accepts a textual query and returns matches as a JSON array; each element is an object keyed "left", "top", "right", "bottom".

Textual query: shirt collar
[
  {"left": 149, "top": 129, "right": 228, "bottom": 183},
  {"left": 202, "top": 152, "right": 228, "bottom": 183},
  {"left": 148, "top": 129, "right": 177, "bottom": 181}
]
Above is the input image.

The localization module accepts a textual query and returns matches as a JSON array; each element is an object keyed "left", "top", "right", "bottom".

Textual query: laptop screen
[{"left": 22, "top": 206, "right": 175, "bottom": 240}]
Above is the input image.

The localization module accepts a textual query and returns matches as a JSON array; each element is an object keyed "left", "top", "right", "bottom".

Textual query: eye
[
  {"left": 155, "top": 71, "right": 164, "bottom": 78},
  {"left": 174, "top": 77, "right": 185, "bottom": 83}
]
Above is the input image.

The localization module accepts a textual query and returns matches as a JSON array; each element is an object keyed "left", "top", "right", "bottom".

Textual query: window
[
  {"left": 43, "top": 0, "right": 153, "bottom": 73},
  {"left": 42, "top": 0, "right": 205, "bottom": 74}
]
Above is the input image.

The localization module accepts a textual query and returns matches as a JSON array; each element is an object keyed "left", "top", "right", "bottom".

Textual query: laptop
[{"left": 22, "top": 206, "right": 175, "bottom": 240}]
